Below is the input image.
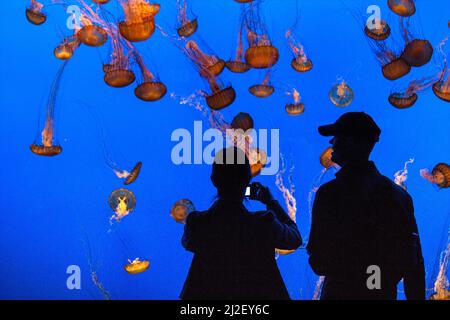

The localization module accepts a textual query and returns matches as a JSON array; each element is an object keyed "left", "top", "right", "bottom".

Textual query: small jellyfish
[
  {"left": 176, "top": 0, "right": 198, "bottom": 38},
  {"left": 226, "top": 10, "right": 251, "bottom": 73},
  {"left": 30, "top": 61, "right": 68, "bottom": 157},
  {"left": 320, "top": 147, "right": 338, "bottom": 170},
  {"left": 329, "top": 79, "right": 354, "bottom": 107},
  {"left": 204, "top": 77, "right": 236, "bottom": 111},
  {"left": 124, "top": 162, "right": 143, "bottom": 185},
  {"left": 248, "top": 148, "right": 267, "bottom": 177},
  {"left": 420, "top": 163, "right": 450, "bottom": 189},
  {"left": 231, "top": 112, "right": 254, "bottom": 132},
  {"left": 285, "top": 88, "right": 305, "bottom": 116},
  {"left": 286, "top": 28, "right": 313, "bottom": 73},
  {"left": 388, "top": 92, "right": 418, "bottom": 109},
  {"left": 133, "top": 50, "right": 167, "bottom": 101},
  {"left": 394, "top": 158, "right": 414, "bottom": 190},
  {"left": 433, "top": 69, "right": 450, "bottom": 102},
  {"left": 118, "top": 0, "right": 159, "bottom": 42},
  {"left": 124, "top": 258, "right": 150, "bottom": 274},
  {"left": 109, "top": 188, "right": 137, "bottom": 223},
  {"left": 26, "top": 0, "right": 46, "bottom": 26},
  {"left": 77, "top": 25, "right": 108, "bottom": 47},
  {"left": 103, "top": 35, "right": 136, "bottom": 88},
  {"left": 249, "top": 70, "right": 275, "bottom": 98},
  {"left": 185, "top": 41, "right": 226, "bottom": 78},
  {"left": 244, "top": 2, "right": 279, "bottom": 69},
  {"left": 388, "top": 0, "right": 416, "bottom": 17},
  {"left": 402, "top": 39, "right": 434, "bottom": 67},
  {"left": 170, "top": 199, "right": 196, "bottom": 224},
  {"left": 54, "top": 36, "right": 80, "bottom": 60},
  {"left": 364, "top": 19, "right": 391, "bottom": 41},
  {"left": 93, "top": 0, "right": 110, "bottom": 4}
]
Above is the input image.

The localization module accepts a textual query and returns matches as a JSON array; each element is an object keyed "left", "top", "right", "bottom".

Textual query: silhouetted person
[
  {"left": 180, "top": 147, "right": 302, "bottom": 300},
  {"left": 307, "top": 112, "right": 425, "bottom": 300}
]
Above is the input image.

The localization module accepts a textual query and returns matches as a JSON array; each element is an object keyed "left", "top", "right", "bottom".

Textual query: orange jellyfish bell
[
  {"left": 291, "top": 58, "right": 313, "bottom": 73},
  {"left": 124, "top": 258, "right": 150, "bottom": 274},
  {"left": 54, "top": 36, "right": 80, "bottom": 60},
  {"left": 202, "top": 60, "right": 226, "bottom": 78},
  {"left": 402, "top": 39, "right": 433, "bottom": 67},
  {"left": 177, "top": 18, "right": 198, "bottom": 38},
  {"left": 25, "top": 8, "right": 46, "bottom": 25},
  {"left": 285, "top": 103, "right": 305, "bottom": 116},
  {"left": 245, "top": 45, "right": 279, "bottom": 69},
  {"left": 432, "top": 81, "right": 450, "bottom": 102},
  {"left": 170, "top": 199, "right": 196, "bottom": 224},
  {"left": 104, "top": 67, "right": 136, "bottom": 88},
  {"left": 226, "top": 60, "right": 251, "bottom": 73},
  {"left": 388, "top": 0, "right": 416, "bottom": 17},
  {"left": 93, "top": 0, "right": 110, "bottom": 4},
  {"left": 206, "top": 86, "right": 236, "bottom": 110},
  {"left": 77, "top": 25, "right": 108, "bottom": 47},
  {"left": 249, "top": 84, "right": 274, "bottom": 98},
  {"left": 431, "top": 163, "right": 450, "bottom": 188},
  {"left": 388, "top": 92, "right": 418, "bottom": 109},
  {"left": 320, "top": 147, "right": 337, "bottom": 170},
  {"left": 124, "top": 162, "right": 143, "bottom": 185},
  {"left": 135, "top": 81, "right": 167, "bottom": 101},
  {"left": 382, "top": 58, "right": 411, "bottom": 80},
  {"left": 30, "top": 144, "right": 62, "bottom": 157},
  {"left": 249, "top": 148, "right": 267, "bottom": 177},
  {"left": 119, "top": 17, "right": 155, "bottom": 42},
  {"left": 231, "top": 112, "right": 254, "bottom": 131},
  {"left": 364, "top": 20, "right": 391, "bottom": 41}
]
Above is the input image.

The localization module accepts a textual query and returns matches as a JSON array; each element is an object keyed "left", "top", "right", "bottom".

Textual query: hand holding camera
[{"left": 246, "top": 182, "right": 275, "bottom": 205}]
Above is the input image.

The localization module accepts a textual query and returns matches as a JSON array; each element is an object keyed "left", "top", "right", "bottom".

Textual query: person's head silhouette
[
  {"left": 318, "top": 112, "right": 381, "bottom": 167},
  {"left": 211, "top": 147, "right": 251, "bottom": 200}
]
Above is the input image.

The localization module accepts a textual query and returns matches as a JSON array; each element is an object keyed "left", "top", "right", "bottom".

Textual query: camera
[{"left": 245, "top": 183, "right": 260, "bottom": 200}]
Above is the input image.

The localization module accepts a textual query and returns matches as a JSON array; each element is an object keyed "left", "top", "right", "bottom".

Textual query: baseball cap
[{"left": 318, "top": 112, "right": 381, "bottom": 141}]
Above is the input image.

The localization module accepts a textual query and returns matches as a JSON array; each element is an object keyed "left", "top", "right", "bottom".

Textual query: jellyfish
[
  {"left": 320, "top": 146, "right": 338, "bottom": 170},
  {"left": 124, "top": 258, "right": 150, "bottom": 274},
  {"left": 185, "top": 41, "right": 226, "bottom": 78},
  {"left": 388, "top": 0, "right": 416, "bottom": 17},
  {"left": 244, "top": 1, "right": 279, "bottom": 69},
  {"left": 54, "top": 36, "right": 81, "bottom": 60},
  {"left": 285, "top": 28, "right": 313, "bottom": 73},
  {"left": 420, "top": 163, "right": 450, "bottom": 189},
  {"left": 285, "top": 88, "right": 305, "bottom": 116},
  {"left": 74, "top": 2, "right": 109, "bottom": 47},
  {"left": 389, "top": 73, "right": 442, "bottom": 109},
  {"left": 93, "top": 0, "right": 110, "bottom": 4},
  {"left": 364, "top": 19, "right": 391, "bottom": 41},
  {"left": 249, "top": 70, "right": 275, "bottom": 98},
  {"left": 433, "top": 69, "right": 450, "bottom": 102},
  {"left": 124, "top": 162, "right": 143, "bottom": 185},
  {"left": 275, "top": 154, "right": 298, "bottom": 255},
  {"left": 329, "top": 79, "right": 354, "bottom": 107},
  {"left": 234, "top": 0, "right": 254, "bottom": 3},
  {"left": 30, "top": 61, "right": 68, "bottom": 157},
  {"left": 248, "top": 148, "right": 267, "bottom": 177},
  {"left": 429, "top": 236, "right": 450, "bottom": 300},
  {"left": 394, "top": 158, "right": 414, "bottom": 190},
  {"left": 26, "top": 0, "right": 46, "bottom": 26},
  {"left": 104, "top": 33, "right": 136, "bottom": 88},
  {"left": 402, "top": 39, "right": 433, "bottom": 67},
  {"left": 170, "top": 199, "right": 196, "bottom": 224},
  {"left": 132, "top": 49, "right": 167, "bottom": 101},
  {"left": 204, "top": 84, "right": 236, "bottom": 111},
  {"left": 231, "top": 112, "right": 254, "bottom": 132},
  {"left": 118, "top": 0, "right": 160, "bottom": 42},
  {"left": 176, "top": 0, "right": 198, "bottom": 38},
  {"left": 109, "top": 188, "right": 136, "bottom": 223},
  {"left": 226, "top": 9, "right": 251, "bottom": 73}
]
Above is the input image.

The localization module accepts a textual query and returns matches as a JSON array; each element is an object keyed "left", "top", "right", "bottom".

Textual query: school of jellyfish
[{"left": 24, "top": 0, "right": 449, "bottom": 294}]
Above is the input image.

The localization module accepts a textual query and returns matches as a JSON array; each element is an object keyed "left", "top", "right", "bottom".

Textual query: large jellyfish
[
  {"left": 388, "top": 0, "right": 416, "bottom": 17},
  {"left": 132, "top": 49, "right": 167, "bottom": 101},
  {"left": 244, "top": 1, "right": 279, "bottom": 69},
  {"left": 170, "top": 199, "right": 196, "bottom": 224},
  {"left": 118, "top": 0, "right": 160, "bottom": 42},
  {"left": 103, "top": 33, "right": 136, "bottom": 88},
  {"left": 394, "top": 158, "right": 414, "bottom": 190},
  {"left": 30, "top": 61, "right": 68, "bottom": 157},
  {"left": 176, "top": 0, "right": 198, "bottom": 38},
  {"left": 54, "top": 36, "right": 81, "bottom": 60},
  {"left": 286, "top": 27, "right": 313, "bottom": 73},
  {"left": 249, "top": 70, "right": 275, "bottom": 98},
  {"left": 285, "top": 88, "right": 305, "bottom": 116},
  {"left": 399, "top": 18, "right": 433, "bottom": 68},
  {"left": 109, "top": 188, "right": 137, "bottom": 223},
  {"left": 364, "top": 19, "right": 391, "bottom": 41},
  {"left": 185, "top": 41, "right": 226, "bottom": 78},
  {"left": 26, "top": 0, "right": 46, "bottom": 26},
  {"left": 124, "top": 258, "right": 150, "bottom": 274},
  {"left": 231, "top": 112, "right": 254, "bottom": 132},
  {"left": 420, "top": 163, "right": 450, "bottom": 189},
  {"left": 329, "top": 79, "right": 354, "bottom": 107},
  {"left": 275, "top": 154, "right": 298, "bottom": 255},
  {"left": 74, "top": 2, "right": 109, "bottom": 47},
  {"left": 226, "top": 9, "right": 251, "bottom": 73}
]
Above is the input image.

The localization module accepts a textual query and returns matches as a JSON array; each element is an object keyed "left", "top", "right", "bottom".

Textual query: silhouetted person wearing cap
[
  {"left": 180, "top": 147, "right": 302, "bottom": 300},
  {"left": 307, "top": 112, "right": 425, "bottom": 300}
]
